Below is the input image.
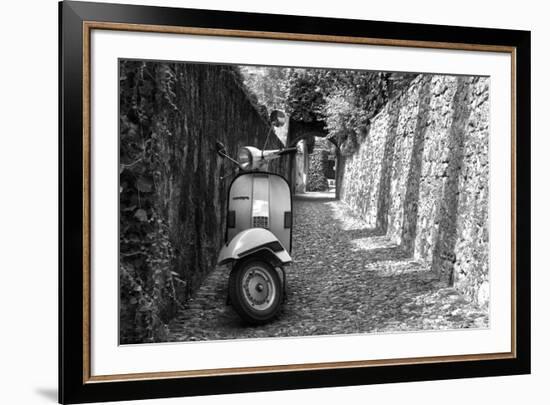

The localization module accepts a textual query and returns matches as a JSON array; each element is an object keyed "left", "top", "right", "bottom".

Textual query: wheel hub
[{"left": 242, "top": 267, "right": 275, "bottom": 310}]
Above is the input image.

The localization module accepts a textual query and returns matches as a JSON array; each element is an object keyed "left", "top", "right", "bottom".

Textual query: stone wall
[
  {"left": 154, "top": 62, "right": 290, "bottom": 291},
  {"left": 339, "top": 106, "right": 397, "bottom": 228},
  {"left": 340, "top": 74, "right": 489, "bottom": 307},
  {"left": 448, "top": 78, "right": 490, "bottom": 305},
  {"left": 119, "top": 61, "right": 291, "bottom": 342}
]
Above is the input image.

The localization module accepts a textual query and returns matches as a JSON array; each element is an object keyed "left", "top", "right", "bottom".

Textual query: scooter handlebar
[{"left": 276, "top": 147, "right": 298, "bottom": 156}]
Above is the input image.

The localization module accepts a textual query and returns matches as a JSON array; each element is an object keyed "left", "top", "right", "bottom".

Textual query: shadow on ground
[{"left": 164, "top": 197, "right": 489, "bottom": 342}]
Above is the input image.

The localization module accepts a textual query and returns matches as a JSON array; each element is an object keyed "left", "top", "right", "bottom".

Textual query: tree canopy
[{"left": 240, "top": 65, "right": 417, "bottom": 153}]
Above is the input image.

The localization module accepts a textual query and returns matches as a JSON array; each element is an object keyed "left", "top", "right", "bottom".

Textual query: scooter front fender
[{"left": 217, "top": 228, "right": 292, "bottom": 266}]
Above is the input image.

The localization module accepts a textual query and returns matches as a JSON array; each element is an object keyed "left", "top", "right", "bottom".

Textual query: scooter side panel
[
  {"left": 227, "top": 175, "right": 253, "bottom": 242},
  {"left": 226, "top": 172, "right": 292, "bottom": 253},
  {"left": 268, "top": 175, "right": 291, "bottom": 252}
]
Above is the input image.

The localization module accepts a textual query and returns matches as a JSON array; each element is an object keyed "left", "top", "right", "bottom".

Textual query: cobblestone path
[{"left": 167, "top": 195, "right": 488, "bottom": 342}]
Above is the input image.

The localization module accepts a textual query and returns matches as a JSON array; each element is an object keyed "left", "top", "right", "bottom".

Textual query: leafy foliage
[
  {"left": 242, "top": 66, "right": 416, "bottom": 154},
  {"left": 307, "top": 149, "right": 330, "bottom": 192},
  {"left": 287, "top": 69, "right": 416, "bottom": 152},
  {"left": 119, "top": 61, "right": 183, "bottom": 344},
  {"left": 239, "top": 66, "right": 292, "bottom": 114},
  {"left": 286, "top": 69, "right": 329, "bottom": 122}
]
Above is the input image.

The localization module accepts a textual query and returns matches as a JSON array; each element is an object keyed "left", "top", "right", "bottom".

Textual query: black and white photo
[{"left": 119, "top": 60, "right": 490, "bottom": 344}]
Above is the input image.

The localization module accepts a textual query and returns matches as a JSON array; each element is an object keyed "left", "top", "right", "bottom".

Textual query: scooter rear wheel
[{"left": 229, "top": 259, "right": 282, "bottom": 325}]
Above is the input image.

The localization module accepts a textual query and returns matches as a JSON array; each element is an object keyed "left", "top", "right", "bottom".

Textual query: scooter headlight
[{"left": 237, "top": 147, "right": 253, "bottom": 170}]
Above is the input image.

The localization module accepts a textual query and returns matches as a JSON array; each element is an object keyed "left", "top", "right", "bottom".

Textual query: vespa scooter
[{"left": 216, "top": 112, "right": 296, "bottom": 324}]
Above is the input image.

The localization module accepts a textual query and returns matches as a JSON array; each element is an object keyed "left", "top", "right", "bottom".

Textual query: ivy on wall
[
  {"left": 119, "top": 61, "right": 184, "bottom": 343},
  {"left": 306, "top": 149, "right": 330, "bottom": 192}
]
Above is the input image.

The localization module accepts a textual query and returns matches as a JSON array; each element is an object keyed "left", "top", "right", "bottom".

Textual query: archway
[{"left": 287, "top": 119, "right": 342, "bottom": 199}]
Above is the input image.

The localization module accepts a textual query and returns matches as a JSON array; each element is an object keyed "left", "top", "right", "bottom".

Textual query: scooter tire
[{"left": 229, "top": 259, "right": 283, "bottom": 325}]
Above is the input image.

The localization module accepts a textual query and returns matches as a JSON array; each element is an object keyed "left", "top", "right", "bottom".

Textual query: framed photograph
[{"left": 59, "top": 1, "right": 530, "bottom": 403}]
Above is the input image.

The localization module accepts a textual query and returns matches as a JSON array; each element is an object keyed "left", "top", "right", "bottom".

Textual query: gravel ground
[{"left": 167, "top": 195, "right": 488, "bottom": 342}]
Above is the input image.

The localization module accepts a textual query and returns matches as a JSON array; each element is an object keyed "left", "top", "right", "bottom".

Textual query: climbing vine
[
  {"left": 119, "top": 60, "right": 183, "bottom": 344},
  {"left": 307, "top": 149, "right": 330, "bottom": 192}
]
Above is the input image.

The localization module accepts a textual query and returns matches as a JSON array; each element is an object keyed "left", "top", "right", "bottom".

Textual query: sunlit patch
[{"left": 350, "top": 236, "right": 397, "bottom": 251}]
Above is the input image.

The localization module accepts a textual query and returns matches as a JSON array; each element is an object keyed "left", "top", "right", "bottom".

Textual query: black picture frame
[{"left": 59, "top": 1, "right": 531, "bottom": 403}]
